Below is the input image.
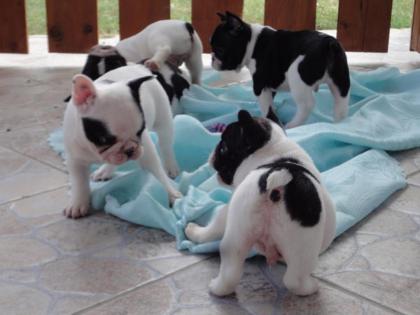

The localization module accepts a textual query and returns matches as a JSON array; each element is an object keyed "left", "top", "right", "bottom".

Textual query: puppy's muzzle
[{"left": 100, "top": 139, "right": 141, "bottom": 165}]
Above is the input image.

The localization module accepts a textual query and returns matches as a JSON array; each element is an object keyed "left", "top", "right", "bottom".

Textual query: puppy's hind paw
[
  {"left": 184, "top": 222, "right": 203, "bottom": 243},
  {"left": 90, "top": 164, "right": 114, "bottom": 182},
  {"left": 209, "top": 277, "right": 235, "bottom": 297},
  {"left": 63, "top": 203, "right": 89, "bottom": 219}
]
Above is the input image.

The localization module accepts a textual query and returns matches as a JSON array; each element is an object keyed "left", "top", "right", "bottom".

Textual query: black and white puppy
[
  {"left": 210, "top": 12, "right": 350, "bottom": 128},
  {"left": 185, "top": 110, "right": 336, "bottom": 296},
  {"left": 63, "top": 64, "right": 181, "bottom": 219},
  {"left": 79, "top": 20, "right": 203, "bottom": 85}
]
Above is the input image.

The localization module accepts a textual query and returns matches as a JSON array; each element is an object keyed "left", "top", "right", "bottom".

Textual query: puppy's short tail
[{"left": 265, "top": 169, "right": 293, "bottom": 202}]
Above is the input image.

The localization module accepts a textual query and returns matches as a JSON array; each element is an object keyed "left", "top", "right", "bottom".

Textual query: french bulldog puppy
[
  {"left": 80, "top": 20, "right": 203, "bottom": 85},
  {"left": 185, "top": 110, "right": 336, "bottom": 296},
  {"left": 63, "top": 64, "right": 181, "bottom": 219},
  {"left": 210, "top": 12, "right": 350, "bottom": 128}
]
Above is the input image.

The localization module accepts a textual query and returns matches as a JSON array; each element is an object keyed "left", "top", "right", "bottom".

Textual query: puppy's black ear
[
  {"left": 238, "top": 110, "right": 253, "bottom": 124},
  {"left": 217, "top": 12, "right": 226, "bottom": 21},
  {"left": 225, "top": 11, "right": 243, "bottom": 30}
]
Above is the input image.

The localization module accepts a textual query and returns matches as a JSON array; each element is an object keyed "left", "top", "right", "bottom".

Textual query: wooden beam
[
  {"left": 46, "top": 0, "right": 98, "bottom": 53},
  {"left": 0, "top": 0, "right": 28, "bottom": 53},
  {"left": 411, "top": 0, "right": 420, "bottom": 51},
  {"left": 264, "top": 0, "right": 316, "bottom": 30},
  {"left": 119, "top": 0, "right": 170, "bottom": 40},
  {"left": 337, "top": 0, "right": 392, "bottom": 52},
  {"left": 192, "top": 0, "right": 244, "bottom": 53}
]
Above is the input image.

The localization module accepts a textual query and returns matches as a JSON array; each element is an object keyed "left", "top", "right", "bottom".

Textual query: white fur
[
  {"left": 242, "top": 24, "right": 349, "bottom": 128},
  {"left": 63, "top": 64, "right": 181, "bottom": 219},
  {"left": 116, "top": 20, "right": 203, "bottom": 84},
  {"left": 185, "top": 122, "right": 336, "bottom": 296}
]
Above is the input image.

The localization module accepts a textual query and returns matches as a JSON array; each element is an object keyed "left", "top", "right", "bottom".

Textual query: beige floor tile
[
  {"left": 0, "top": 208, "right": 31, "bottom": 236},
  {"left": 390, "top": 148, "right": 420, "bottom": 176},
  {"left": 39, "top": 256, "right": 152, "bottom": 295},
  {"left": 0, "top": 283, "right": 51, "bottom": 315},
  {"left": 0, "top": 148, "right": 67, "bottom": 204},
  {"left": 51, "top": 294, "right": 110, "bottom": 315}
]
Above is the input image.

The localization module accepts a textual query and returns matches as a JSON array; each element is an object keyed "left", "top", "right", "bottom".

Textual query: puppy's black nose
[{"left": 125, "top": 148, "right": 135, "bottom": 158}]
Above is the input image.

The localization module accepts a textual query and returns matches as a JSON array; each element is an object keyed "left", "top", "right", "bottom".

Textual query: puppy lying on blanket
[
  {"left": 81, "top": 20, "right": 203, "bottom": 85},
  {"left": 185, "top": 110, "right": 336, "bottom": 296},
  {"left": 210, "top": 12, "right": 350, "bottom": 127},
  {"left": 63, "top": 64, "right": 181, "bottom": 218}
]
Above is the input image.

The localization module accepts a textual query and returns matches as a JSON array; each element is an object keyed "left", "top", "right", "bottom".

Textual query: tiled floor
[{"left": 1, "top": 31, "right": 420, "bottom": 314}]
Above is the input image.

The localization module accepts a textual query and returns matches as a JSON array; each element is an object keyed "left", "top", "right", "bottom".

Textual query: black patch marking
[
  {"left": 258, "top": 158, "right": 321, "bottom": 227},
  {"left": 185, "top": 22, "right": 195, "bottom": 42},
  {"left": 127, "top": 76, "right": 154, "bottom": 138},
  {"left": 171, "top": 72, "right": 190, "bottom": 100},
  {"left": 213, "top": 110, "right": 271, "bottom": 185},
  {"left": 82, "top": 118, "right": 117, "bottom": 148},
  {"left": 210, "top": 12, "right": 252, "bottom": 71}
]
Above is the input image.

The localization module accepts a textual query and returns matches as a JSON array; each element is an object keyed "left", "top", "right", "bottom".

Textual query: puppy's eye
[
  {"left": 214, "top": 47, "right": 225, "bottom": 57},
  {"left": 219, "top": 142, "right": 228, "bottom": 154}
]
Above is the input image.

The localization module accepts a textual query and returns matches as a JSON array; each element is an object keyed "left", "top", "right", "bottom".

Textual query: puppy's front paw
[
  {"left": 169, "top": 190, "right": 182, "bottom": 206},
  {"left": 334, "top": 104, "right": 348, "bottom": 122},
  {"left": 165, "top": 161, "right": 180, "bottom": 179},
  {"left": 90, "top": 165, "right": 114, "bottom": 182},
  {"left": 63, "top": 203, "right": 89, "bottom": 219},
  {"left": 209, "top": 277, "right": 235, "bottom": 297},
  {"left": 144, "top": 59, "right": 160, "bottom": 71},
  {"left": 184, "top": 222, "right": 203, "bottom": 243}
]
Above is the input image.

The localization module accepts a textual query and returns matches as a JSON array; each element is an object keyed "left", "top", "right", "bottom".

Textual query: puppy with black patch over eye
[
  {"left": 63, "top": 64, "right": 181, "bottom": 219},
  {"left": 210, "top": 12, "right": 350, "bottom": 128},
  {"left": 185, "top": 110, "right": 336, "bottom": 297}
]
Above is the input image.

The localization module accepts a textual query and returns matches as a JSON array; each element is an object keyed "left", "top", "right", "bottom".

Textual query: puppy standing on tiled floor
[
  {"left": 210, "top": 12, "right": 350, "bottom": 127},
  {"left": 185, "top": 110, "right": 336, "bottom": 296},
  {"left": 63, "top": 64, "right": 181, "bottom": 219}
]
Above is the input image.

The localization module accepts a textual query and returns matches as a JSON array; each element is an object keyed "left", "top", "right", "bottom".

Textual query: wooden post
[
  {"left": 119, "top": 0, "right": 170, "bottom": 40},
  {"left": 0, "top": 0, "right": 28, "bottom": 53},
  {"left": 411, "top": 0, "right": 420, "bottom": 51},
  {"left": 337, "top": 0, "right": 393, "bottom": 52},
  {"left": 46, "top": 0, "right": 98, "bottom": 53},
  {"left": 192, "top": 0, "right": 244, "bottom": 53},
  {"left": 264, "top": 0, "right": 316, "bottom": 30}
]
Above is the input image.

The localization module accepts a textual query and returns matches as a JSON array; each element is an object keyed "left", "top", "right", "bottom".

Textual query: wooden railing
[{"left": 1, "top": 0, "right": 419, "bottom": 54}]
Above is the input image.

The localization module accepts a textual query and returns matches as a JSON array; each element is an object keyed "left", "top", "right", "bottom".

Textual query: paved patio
[{"left": 1, "top": 30, "right": 420, "bottom": 314}]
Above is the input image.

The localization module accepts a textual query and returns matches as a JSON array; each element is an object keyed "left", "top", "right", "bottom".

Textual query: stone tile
[
  {"left": 383, "top": 184, "right": 420, "bottom": 215},
  {"left": 0, "top": 268, "right": 38, "bottom": 283},
  {"left": 324, "top": 271, "right": 420, "bottom": 315},
  {"left": 390, "top": 148, "right": 420, "bottom": 176},
  {"left": 121, "top": 228, "right": 181, "bottom": 260},
  {"left": 172, "top": 304, "right": 251, "bottom": 315},
  {"left": 0, "top": 208, "right": 31, "bottom": 235},
  {"left": 39, "top": 256, "right": 151, "bottom": 294},
  {"left": 315, "top": 232, "right": 358, "bottom": 276},
  {"left": 0, "top": 147, "right": 67, "bottom": 204},
  {"left": 52, "top": 294, "right": 109, "bottom": 315},
  {"left": 360, "top": 238, "right": 420, "bottom": 277},
  {"left": 0, "top": 283, "right": 51, "bottom": 315},
  {"left": 37, "top": 217, "right": 126, "bottom": 253},
  {"left": 408, "top": 171, "right": 420, "bottom": 186},
  {"left": 145, "top": 254, "right": 207, "bottom": 275},
  {"left": 9, "top": 186, "right": 68, "bottom": 218},
  {"left": 356, "top": 208, "right": 418, "bottom": 236},
  {"left": 0, "top": 237, "right": 57, "bottom": 269},
  {"left": 0, "top": 123, "right": 65, "bottom": 171},
  {"left": 81, "top": 280, "right": 173, "bottom": 315}
]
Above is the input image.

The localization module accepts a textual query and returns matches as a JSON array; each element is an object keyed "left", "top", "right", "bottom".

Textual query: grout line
[
  {"left": 316, "top": 277, "right": 404, "bottom": 315},
  {"left": 0, "top": 184, "right": 68, "bottom": 207},
  {"left": 74, "top": 255, "right": 215, "bottom": 314}
]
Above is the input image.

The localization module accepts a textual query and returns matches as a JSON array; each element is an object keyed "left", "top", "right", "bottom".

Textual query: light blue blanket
[{"left": 50, "top": 67, "right": 420, "bottom": 254}]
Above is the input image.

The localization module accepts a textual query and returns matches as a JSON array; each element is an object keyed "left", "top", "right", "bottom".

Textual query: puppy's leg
[
  {"left": 64, "top": 158, "right": 90, "bottom": 219},
  {"left": 138, "top": 131, "right": 181, "bottom": 204},
  {"left": 286, "top": 81, "right": 315, "bottom": 129},
  {"left": 209, "top": 177, "right": 260, "bottom": 296},
  {"left": 185, "top": 204, "right": 228, "bottom": 243},
  {"left": 258, "top": 88, "right": 276, "bottom": 118},
  {"left": 327, "top": 79, "right": 349, "bottom": 122},
  {"left": 145, "top": 44, "right": 171, "bottom": 71},
  {"left": 278, "top": 226, "right": 322, "bottom": 296},
  {"left": 90, "top": 163, "right": 115, "bottom": 181},
  {"left": 185, "top": 36, "right": 203, "bottom": 85},
  {"left": 155, "top": 120, "right": 179, "bottom": 179}
]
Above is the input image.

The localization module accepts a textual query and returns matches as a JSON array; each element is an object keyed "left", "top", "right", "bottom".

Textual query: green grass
[{"left": 26, "top": 0, "right": 415, "bottom": 36}]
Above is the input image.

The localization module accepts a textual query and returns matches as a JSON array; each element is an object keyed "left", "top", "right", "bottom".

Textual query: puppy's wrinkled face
[
  {"left": 71, "top": 74, "right": 152, "bottom": 164},
  {"left": 210, "top": 11, "right": 252, "bottom": 71},
  {"left": 210, "top": 110, "right": 272, "bottom": 186}
]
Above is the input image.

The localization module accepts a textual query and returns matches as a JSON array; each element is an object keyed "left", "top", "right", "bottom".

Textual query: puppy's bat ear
[
  {"left": 224, "top": 11, "right": 244, "bottom": 33},
  {"left": 217, "top": 12, "right": 226, "bottom": 21},
  {"left": 238, "top": 110, "right": 253, "bottom": 124},
  {"left": 71, "top": 74, "right": 97, "bottom": 112}
]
